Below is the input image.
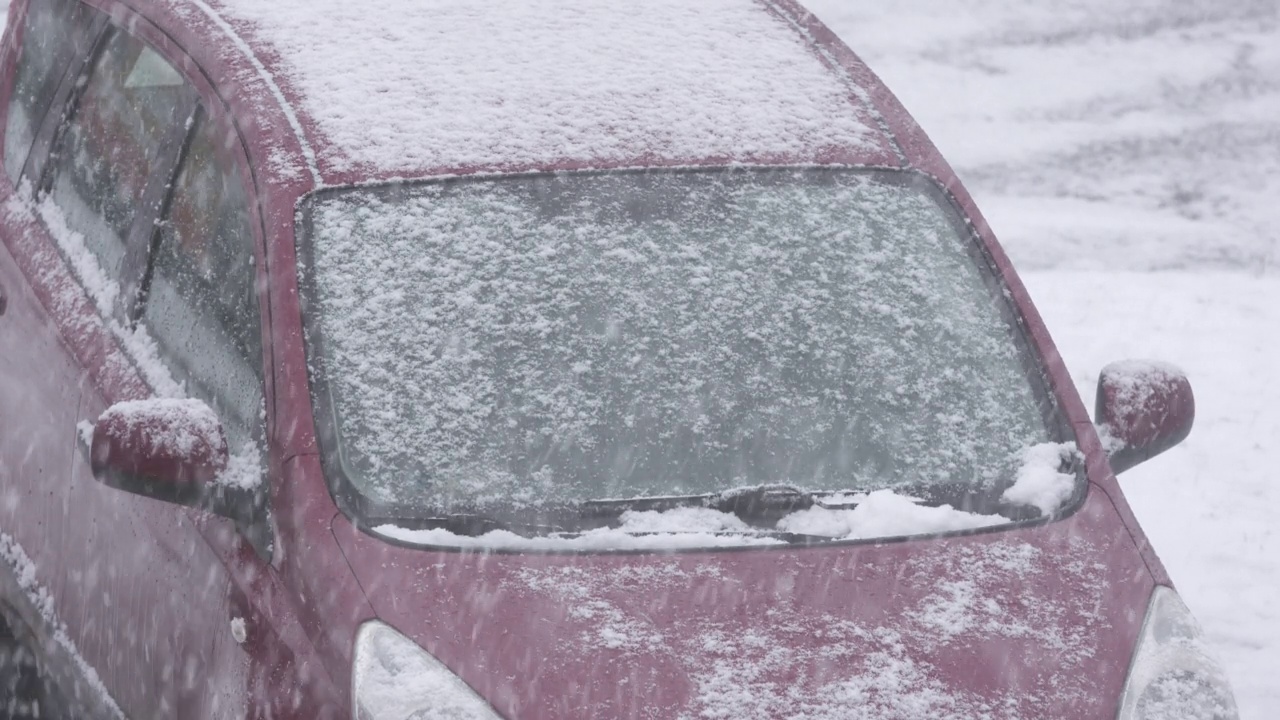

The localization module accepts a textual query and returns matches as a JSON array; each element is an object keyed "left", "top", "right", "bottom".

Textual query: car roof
[{"left": 135, "top": 0, "right": 905, "bottom": 186}]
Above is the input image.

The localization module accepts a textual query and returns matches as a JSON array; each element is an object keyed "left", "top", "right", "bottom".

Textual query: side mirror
[
  {"left": 1095, "top": 360, "right": 1195, "bottom": 475},
  {"left": 89, "top": 398, "right": 273, "bottom": 559},
  {"left": 90, "top": 398, "right": 231, "bottom": 510}
]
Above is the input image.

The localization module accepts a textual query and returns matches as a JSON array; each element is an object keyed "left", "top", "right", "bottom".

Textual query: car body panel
[
  {"left": 334, "top": 488, "right": 1153, "bottom": 719},
  {"left": 0, "top": 216, "right": 80, "bottom": 596}
]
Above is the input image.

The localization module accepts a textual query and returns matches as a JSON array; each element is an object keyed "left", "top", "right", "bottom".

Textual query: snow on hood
[
  {"left": 344, "top": 444, "right": 1126, "bottom": 716},
  {"left": 209, "top": 0, "right": 880, "bottom": 175},
  {"left": 508, "top": 539, "right": 1112, "bottom": 719},
  {"left": 337, "top": 489, "right": 1148, "bottom": 720}
]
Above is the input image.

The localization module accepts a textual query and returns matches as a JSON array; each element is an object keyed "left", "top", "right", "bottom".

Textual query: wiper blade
[
  {"left": 712, "top": 484, "right": 817, "bottom": 519},
  {"left": 581, "top": 484, "right": 817, "bottom": 522},
  {"left": 581, "top": 481, "right": 1043, "bottom": 524}
]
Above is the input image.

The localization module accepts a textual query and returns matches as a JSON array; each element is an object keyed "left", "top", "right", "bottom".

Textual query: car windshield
[{"left": 302, "top": 169, "right": 1054, "bottom": 520}]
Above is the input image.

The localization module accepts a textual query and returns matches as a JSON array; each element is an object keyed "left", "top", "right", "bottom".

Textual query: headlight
[
  {"left": 1117, "top": 586, "right": 1238, "bottom": 720},
  {"left": 352, "top": 621, "right": 503, "bottom": 720}
]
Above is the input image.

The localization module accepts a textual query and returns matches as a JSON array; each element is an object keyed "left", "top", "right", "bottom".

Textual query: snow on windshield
[
  {"left": 307, "top": 170, "right": 1053, "bottom": 512},
  {"left": 211, "top": 0, "right": 879, "bottom": 174}
]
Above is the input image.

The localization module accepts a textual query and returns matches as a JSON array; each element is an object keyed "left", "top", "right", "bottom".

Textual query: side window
[
  {"left": 3, "top": 0, "right": 93, "bottom": 182},
  {"left": 142, "top": 113, "right": 264, "bottom": 451},
  {"left": 31, "top": 17, "right": 266, "bottom": 453},
  {"left": 46, "top": 26, "right": 193, "bottom": 300}
]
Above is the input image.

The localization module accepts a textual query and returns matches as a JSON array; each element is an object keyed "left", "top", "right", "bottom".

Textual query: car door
[
  {"left": 2, "top": 2, "right": 339, "bottom": 716},
  {"left": 0, "top": 3, "right": 254, "bottom": 717}
]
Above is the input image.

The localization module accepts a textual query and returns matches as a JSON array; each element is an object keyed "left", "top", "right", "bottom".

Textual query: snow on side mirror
[
  {"left": 1095, "top": 360, "right": 1195, "bottom": 475},
  {"left": 89, "top": 398, "right": 229, "bottom": 508}
]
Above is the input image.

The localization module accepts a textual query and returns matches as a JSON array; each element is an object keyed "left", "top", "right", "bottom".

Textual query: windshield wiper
[
  {"left": 581, "top": 484, "right": 818, "bottom": 523},
  {"left": 581, "top": 479, "right": 1050, "bottom": 525}
]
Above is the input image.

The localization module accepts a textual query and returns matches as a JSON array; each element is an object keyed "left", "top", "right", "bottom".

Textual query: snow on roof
[{"left": 209, "top": 0, "right": 882, "bottom": 178}]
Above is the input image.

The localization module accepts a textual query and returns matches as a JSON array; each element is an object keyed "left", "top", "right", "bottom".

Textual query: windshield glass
[{"left": 303, "top": 170, "right": 1054, "bottom": 518}]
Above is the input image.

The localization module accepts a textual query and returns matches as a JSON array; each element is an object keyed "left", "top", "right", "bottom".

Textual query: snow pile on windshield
[
  {"left": 375, "top": 511, "right": 787, "bottom": 552},
  {"left": 375, "top": 442, "right": 1077, "bottom": 549},
  {"left": 310, "top": 171, "right": 1052, "bottom": 510},
  {"left": 999, "top": 442, "right": 1077, "bottom": 516},
  {"left": 212, "top": 0, "right": 878, "bottom": 174},
  {"left": 777, "top": 489, "right": 1005, "bottom": 538}
]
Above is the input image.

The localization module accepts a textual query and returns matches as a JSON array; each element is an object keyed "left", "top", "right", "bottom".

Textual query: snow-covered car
[{"left": 0, "top": 0, "right": 1239, "bottom": 717}]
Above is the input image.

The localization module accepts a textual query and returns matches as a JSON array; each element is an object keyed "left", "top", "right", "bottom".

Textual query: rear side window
[
  {"left": 3, "top": 0, "right": 92, "bottom": 182},
  {"left": 142, "top": 114, "right": 264, "bottom": 449},
  {"left": 46, "top": 27, "right": 192, "bottom": 299}
]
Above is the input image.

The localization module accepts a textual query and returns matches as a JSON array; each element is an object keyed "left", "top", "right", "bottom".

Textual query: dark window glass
[
  {"left": 46, "top": 27, "right": 189, "bottom": 290},
  {"left": 142, "top": 114, "right": 263, "bottom": 448},
  {"left": 4, "top": 0, "right": 92, "bottom": 182}
]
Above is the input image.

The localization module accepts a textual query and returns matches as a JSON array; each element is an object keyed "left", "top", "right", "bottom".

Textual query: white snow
[
  {"left": 513, "top": 540, "right": 1112, "bottom": 719},
  {"left": 7, "top": 191, "right": 183, "bottom": 398},
  {"left": 374, "top": 489, "right": 1006, "bottom": 550},
  {"left": 373, "top": 513, "right": 786, "bottom": 553},
  {"left": 216, "top": 441, "right": 262, "bottom": 490},
  {"left": 1026, "top": 271, "right": 1279, "bottom": 719},
  {"left": 99, "top": 398, "right": 223, "bottom": 458},
  {"left": 228, "top": 616, "right": 247, "bottom": 645},
  {"left": 1098, "top": 359, "right": 1188, "bottom": 422},
  {"left": 777, "top": 489, "right": 1004, "bottom": 539},
  {"left": 311, "top": 173, "right": 1047, "bottom": 509},
  {"left": 210, "top": 0, "right": 878, "bottom": 175},
  {"left": 999, "top": 442, "right": 1077, "bottom": 517}
]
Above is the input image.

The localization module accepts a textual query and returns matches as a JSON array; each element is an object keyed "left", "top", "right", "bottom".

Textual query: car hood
[{"left": 333, "top": 488, "right": 1152, "bottom": 719}]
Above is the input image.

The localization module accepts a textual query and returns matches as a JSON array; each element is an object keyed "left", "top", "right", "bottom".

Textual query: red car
[{"left": 0, "top": 0, "right": 1239, "bottom": 718}]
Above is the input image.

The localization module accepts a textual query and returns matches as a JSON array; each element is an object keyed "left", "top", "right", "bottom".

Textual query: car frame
[{"left": 0, "top": 0, "right": 1235, "bottom": 718}]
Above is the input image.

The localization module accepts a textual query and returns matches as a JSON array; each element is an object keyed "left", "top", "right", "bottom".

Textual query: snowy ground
[{"left": 806, "top": 1, "right": 1280, "bottom": 716}]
